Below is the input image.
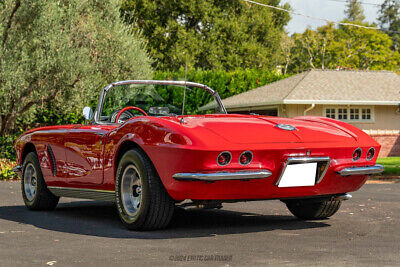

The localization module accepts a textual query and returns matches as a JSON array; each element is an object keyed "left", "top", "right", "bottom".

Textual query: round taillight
[
  {"left": 217, "top": 151, "right": 231, "bottom": 166},
  {"left": 239, "top": 151, "right": 253, "bottom": 165},
  {"left": 366, "top": 147, "right": 375, "bottom": 161},
  {"left": 352, "top": 148, "right": 362, "bottom": 161}
]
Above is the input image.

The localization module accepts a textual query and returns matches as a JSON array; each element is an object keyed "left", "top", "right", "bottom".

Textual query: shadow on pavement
[{"left": 0, "top": 201, "right": 330, "bottom": 239}]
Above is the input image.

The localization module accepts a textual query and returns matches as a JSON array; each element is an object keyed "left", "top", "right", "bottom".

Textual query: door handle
[{"left": 94, "top": 132, "right": 105, "bottom": 137}]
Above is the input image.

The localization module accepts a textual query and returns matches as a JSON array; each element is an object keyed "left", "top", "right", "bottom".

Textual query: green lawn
[{"left": 376, "top": 157, "right": 400, "bottom": 176}]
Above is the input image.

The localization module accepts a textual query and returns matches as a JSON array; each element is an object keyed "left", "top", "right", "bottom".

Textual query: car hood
[{"left": 177, "top": 115, "right": 357, "bottom": 144}]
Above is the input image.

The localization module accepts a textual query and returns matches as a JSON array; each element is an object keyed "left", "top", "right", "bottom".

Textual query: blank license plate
[{"left": 278, "top": 162, "right": 317, "bottom": 188}]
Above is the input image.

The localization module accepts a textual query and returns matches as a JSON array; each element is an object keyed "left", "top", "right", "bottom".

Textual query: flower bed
[{"left": 0, "top": 159, "right": 18, "bottom": 180}]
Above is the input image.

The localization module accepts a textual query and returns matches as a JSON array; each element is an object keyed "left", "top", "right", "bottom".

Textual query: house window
[
  {"left": 338, "top": 108, "right": 348, "bottom": 120},
  {"left": 324, "top": 106, "right": 373, "bottom": 122},
  {"left": 325, "top": 108, "right": 335, "bottom": 119},
  {"left": 362, "top": 108, "right": 371, "bottom": 120},
  {"left": 350, "top": 108, "right": 359, "bottom": 120}
]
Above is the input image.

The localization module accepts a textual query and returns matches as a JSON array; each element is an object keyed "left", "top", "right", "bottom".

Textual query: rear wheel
[
  {"left": 285, "top": 198, "right": 341, "bottom": 220},
  {"left": 21, "top": 152, "right": 59, "bottom": 210},
  {"left": 115, "top": 149, "right": 174, "bottom": 230}
]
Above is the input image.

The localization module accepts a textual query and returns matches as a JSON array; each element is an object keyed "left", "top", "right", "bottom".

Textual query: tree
[
  {"left": 331, "top": 23, "right": 400, "bottom": 70},
  {"left": 280, "top": 32, "right": 295, "bottom": 75},
  {"left": 0, "top": 0, "right": 152, "bottom": 135},
  {"left": 378, "top": 0, "right": 400, "bottom": 51},
  {"left": 121, "top": 0, "right": 291, "bottom": 71},
  {"left": 286, "top": 23, "right": 400, "bottom": 72},
  {"left": 345, "top": 0, "right": 366, "bottom": 22},
  {"left": 289, "top": 24, "right": 335, "bottom": 72}
]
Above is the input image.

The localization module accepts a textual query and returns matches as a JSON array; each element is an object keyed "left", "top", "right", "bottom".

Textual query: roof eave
[{"left": 283, "top": 100, "right": 400, "bottom": 105}]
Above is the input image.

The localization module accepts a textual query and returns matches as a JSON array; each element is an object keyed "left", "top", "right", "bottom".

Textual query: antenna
[{"left": 181, "top": 61, "right": 188, "bottom": 124}]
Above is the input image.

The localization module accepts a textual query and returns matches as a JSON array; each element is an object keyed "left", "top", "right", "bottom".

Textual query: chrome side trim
[
  {"left": 274, "top": 157, "right": 331, "bottom": 186},
  {"left": 95, "top": 80, "right": 227, "bottom": 123},
  {"left": 11, "top": 165, "right": 22, "bottom": 172},
  {"left": 337, "top": 164, "right": 384, "bottom": 176},
  {"left": 172, "top": 170, "right": 272, "bottom": 181},
  {"left": 48, "top": 186, "right": 115, "bottom": 202},
  {"left": 47, "top": 145, "right": 57, "bottom": 176}
]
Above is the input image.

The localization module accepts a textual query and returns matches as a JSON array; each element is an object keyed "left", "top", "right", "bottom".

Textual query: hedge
[{"left": 154, "top": 68, "right": 288, "bottom": 114}]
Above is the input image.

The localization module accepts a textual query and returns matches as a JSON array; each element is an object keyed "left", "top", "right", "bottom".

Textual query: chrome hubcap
[
  {"left": 24, "top": 163, "right": 37, "bottom": 201},
  {"left": 121, "top": 165, "right": 142, "bottom": 217}
]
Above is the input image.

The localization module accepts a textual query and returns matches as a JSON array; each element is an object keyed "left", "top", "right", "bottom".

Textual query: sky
[{"left": 281, "top": 0, "right": 385, "bottom": 34}]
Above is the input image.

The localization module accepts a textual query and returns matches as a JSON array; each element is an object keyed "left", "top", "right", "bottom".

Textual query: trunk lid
[{"left": 179, "top": 115, "right": 356, "bottom": 144}]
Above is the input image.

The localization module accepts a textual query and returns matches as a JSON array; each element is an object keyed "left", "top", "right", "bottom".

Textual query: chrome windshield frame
[{"left": 94, "top": 80, "right": 227, "bottom": 123}]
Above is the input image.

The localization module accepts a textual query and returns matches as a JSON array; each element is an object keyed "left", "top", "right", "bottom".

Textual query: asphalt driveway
[{"left": 0, "top": 181, "right": 399, "bottom": 266}]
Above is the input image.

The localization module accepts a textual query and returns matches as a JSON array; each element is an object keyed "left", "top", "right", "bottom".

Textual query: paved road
[{"left": 0, "top": 181, "right": 399, "bottom": 266}]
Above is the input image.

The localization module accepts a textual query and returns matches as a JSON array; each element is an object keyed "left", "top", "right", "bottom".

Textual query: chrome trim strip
[
  {"left": 48, "top": 186, "right": 115, "bottom": 202},
  {"left": 95, "top": 80, "right": 227, "bottom": 123},
  {"left": 172, "top": 170, "right": 272, "bottom": 181},
  {"left": 337, "top": 164, "right": 384, "bottom": 176},
  {"left": 274, "top": 157, "right": 331, "bottom": 186},
  {"left": 11, "top": 165, "right": 22, "bottom": 172}
]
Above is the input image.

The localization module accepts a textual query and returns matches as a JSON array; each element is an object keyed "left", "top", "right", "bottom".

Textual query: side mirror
[{"left": 82, "top": 107, "right": 94, "bottom": 120}]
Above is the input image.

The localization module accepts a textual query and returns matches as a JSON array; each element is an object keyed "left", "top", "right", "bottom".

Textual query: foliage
[
  {"left": 154, "top": 68, "right": 288, "bottom": 114},
  {"left": 0, "top": 0, "right": 152, "bottom": 135},
  {"left": 288, "top": 22, "right": 400, "bottom": 72},
  {"left": 344, "top": 0, "right": 366, "bottom": 22},
  {"left": 34, "top": 107, "right": 84, "bottom": 127},
  {"left": 378, "top": 0, "right": 400, "bottom": 51},
  {"left": 376, "top": 157, "right": 400, "bottom": 176},
  {"left": 121, "top": 0, "right": 290, "bottom": 71},
  {"left": 0, "top": 134, "right": 17, "bottom": 160},
  {"left": 280, "top": 32, "right": 295, "bottom": 75},
  {"left": 0, "top": 158, "right": 18, "bottom": 180}
]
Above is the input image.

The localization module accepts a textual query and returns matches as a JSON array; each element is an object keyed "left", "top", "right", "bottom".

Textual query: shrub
[
  {"left": 154, "top": 68, "right": 288, "bottom": 114},
  {"left": 0, "top": 134, "right": 17, "bottom": 160},
  {"left": 0, "top": 158, "right": 18, "bottom": 180}
]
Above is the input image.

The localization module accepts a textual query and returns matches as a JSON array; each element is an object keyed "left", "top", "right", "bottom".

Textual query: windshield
[{"left": 98, "top": 81, "right": 225, "bottom": 123}]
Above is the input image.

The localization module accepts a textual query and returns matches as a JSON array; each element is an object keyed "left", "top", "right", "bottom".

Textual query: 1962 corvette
[{"left": 13, "top": 80, "right": 384, "bottom": 230}]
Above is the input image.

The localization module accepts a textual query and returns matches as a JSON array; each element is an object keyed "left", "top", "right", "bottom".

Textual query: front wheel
[
  {"left": 285, "top": 198, "right": 341, "bottom": 220},
  {"left": 115, "top": 149, "right": 175, "bottom": 230},
  {"left": 21, "top": 152, "right": 59, "bottom": 210}
]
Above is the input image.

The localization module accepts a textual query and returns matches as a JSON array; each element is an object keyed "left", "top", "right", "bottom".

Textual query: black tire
[
  {"left": 285, "top": 198, "right": 341, "bottom": 220},
  {"left": 115, "top": 148, "right": 175, "bottom": 230},
  {"left": 21, "top": 152, "right": 59, "bottom": 210}
]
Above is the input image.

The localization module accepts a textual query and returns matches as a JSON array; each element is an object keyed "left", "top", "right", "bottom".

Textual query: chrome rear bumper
[
  {"left": 337, "top": 164, "right": 384, "bottom": 176},
  {"left": 173, "top": 170, "right": 272, "bottom": 181}
]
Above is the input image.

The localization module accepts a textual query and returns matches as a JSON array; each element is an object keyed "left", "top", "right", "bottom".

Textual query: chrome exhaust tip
[{"left": 332, "top": 193, "right": 352, "bottom": 201}]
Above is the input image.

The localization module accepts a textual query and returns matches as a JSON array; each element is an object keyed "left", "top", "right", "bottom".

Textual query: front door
[{"left": 64, "top": 125, "right": 110, "bottom": 185}]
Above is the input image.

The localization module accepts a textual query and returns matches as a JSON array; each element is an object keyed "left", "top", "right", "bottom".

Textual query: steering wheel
[{"left": 114, "top": 106, "right": 148, "bottom": 123}]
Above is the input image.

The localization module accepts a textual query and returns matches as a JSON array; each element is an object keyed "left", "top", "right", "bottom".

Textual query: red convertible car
[{"left": 13, "top": 80, "right": 384, "bottom": 230}]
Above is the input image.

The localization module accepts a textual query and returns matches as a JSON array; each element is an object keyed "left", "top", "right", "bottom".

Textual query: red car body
[
  {"left": 14, "top": 113, "right": 381, "bottom": 201},
  {"left": 13, "top": 80, "right": 384, "bottom": 229}
]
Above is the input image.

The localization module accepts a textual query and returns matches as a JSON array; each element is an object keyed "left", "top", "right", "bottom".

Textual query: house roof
[{"left": 200, "top": 69, "right": 400, "bottom": 111}]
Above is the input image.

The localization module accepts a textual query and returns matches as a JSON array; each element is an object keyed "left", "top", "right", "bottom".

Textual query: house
[{"left": 200, "top": 69, "right": 400, "bottom": 157}]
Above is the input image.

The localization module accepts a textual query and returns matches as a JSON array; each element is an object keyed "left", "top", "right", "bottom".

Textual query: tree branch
[{"left": 3, "top": 0, "right": 21, "bottom": 47}]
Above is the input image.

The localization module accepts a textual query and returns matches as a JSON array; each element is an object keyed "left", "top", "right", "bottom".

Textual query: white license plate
[{"left": 278, "top": 162, "right": 317, "bottom": 188}]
